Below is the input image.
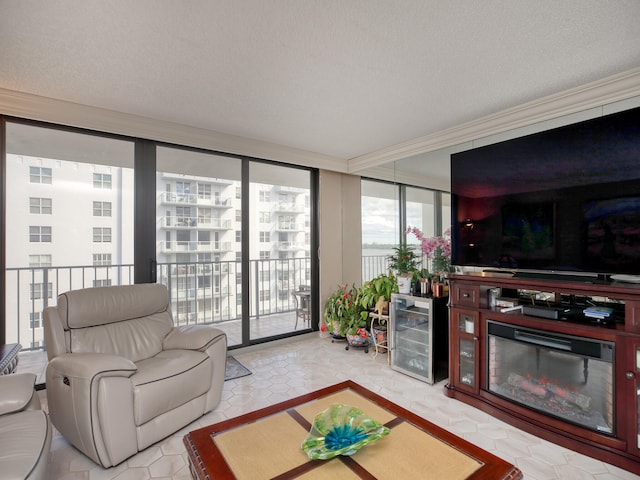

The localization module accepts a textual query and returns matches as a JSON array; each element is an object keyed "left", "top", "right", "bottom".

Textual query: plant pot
[
  {"left": 372, "top": 325, "right": 387, "bottom": 345},
  {"left": 346, "top": 334, "right": 368, "bottom": 347},
  {"left": 330, "top": 320, "right": 345, "bottom": 339},
  {"left": 396, "top": 275, "right": 412, "bottom": 294},
  {"left": 345, "top": 333, "right": 369, "bottom": 353}
]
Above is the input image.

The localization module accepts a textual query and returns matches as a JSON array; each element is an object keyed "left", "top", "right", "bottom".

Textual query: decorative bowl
[{"left": 301, "top": 403, "right": 390, "bottom": 460}]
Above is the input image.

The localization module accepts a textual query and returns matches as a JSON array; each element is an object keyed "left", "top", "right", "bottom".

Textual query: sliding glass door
[
  {"left": 249, "top": 162, "right": 312, "bottom": 341},
  {"left": 156, "top": 146, "right": 244, "bottom": 345},
  {"left": 156, "top": 148, "right": 314, "bottom": 346}
]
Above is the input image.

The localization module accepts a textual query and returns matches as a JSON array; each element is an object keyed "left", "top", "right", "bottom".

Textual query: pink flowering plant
[{"left": 406, "top": 226, "right": 453, "bottom": 274}]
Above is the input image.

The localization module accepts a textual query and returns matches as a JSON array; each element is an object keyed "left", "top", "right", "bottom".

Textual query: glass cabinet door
[
  {"left": 454, "top": 310, "right": 478, "bottom": 393},
  {"left": 634, "top": 342, "right": 640, "bottom": 452}
]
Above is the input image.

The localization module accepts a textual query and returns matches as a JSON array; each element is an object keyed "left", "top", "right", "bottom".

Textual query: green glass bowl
[{"left": 301, "top": 403, "right": 390, "bottom": 460}]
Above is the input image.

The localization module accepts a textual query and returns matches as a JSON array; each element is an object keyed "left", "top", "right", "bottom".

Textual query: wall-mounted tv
[{"left": 451, "top": 106, "right": 640, "bottom": 277}]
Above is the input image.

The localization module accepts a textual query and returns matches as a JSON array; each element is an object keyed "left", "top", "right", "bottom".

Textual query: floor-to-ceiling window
[
  {"left": 361, "top": 180, "right": 400, "bottom": 281},
  {"left": 156, "top": 146, "right": 244, "bottom": 345},
  {"left": 406, "top": 186, "right": 436, "bottom": 245},
  {"left": 249, "top": 162, "right": 312, "bottom": 341},
  {"left": 4, "top": 121, "right": 135, "bottom": 378},
  {"left": 361, "top": 178, "right": 450, "bottom": 281},
  {"left": 2, "top": 119, "right": 318, "bottom": 377}
]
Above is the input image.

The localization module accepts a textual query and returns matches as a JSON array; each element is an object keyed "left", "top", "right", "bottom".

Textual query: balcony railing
[
  {"left": 272, "top": 203, "right": 305, "bottom": 213},
  {"left": 161, "top": 191, "right": 234, "bottom": 207},
  {"left": 162, "top": 216, "right": 232, "bottom": 229},
  {"left": 159, "top": 240, "right": 233, "bottom": 253},
  {"left": 362, "top": 255, "right": 390, "bottom": 282},
  {"left": 6, "top": 257, "right": 313, "bottom": 352}
]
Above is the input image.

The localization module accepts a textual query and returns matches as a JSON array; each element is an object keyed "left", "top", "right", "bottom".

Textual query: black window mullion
[{"left": 134, "top": 140, "right": 156, "bottom": 284}]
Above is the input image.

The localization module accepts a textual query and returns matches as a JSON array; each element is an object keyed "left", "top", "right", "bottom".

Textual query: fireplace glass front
[{"left": 487, "top": 321, "right": 615, "bottom": 435}]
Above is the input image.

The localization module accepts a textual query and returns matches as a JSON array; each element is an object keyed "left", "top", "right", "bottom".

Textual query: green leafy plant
[
  {"left": 323, "top": 284, "right": 368, "bottom": 337},
  {"left": 359, "top": 273, "right": 398, "bottom": 322},
  {"left": 387, "top": 243, "right": 420, "bottom": 276}
]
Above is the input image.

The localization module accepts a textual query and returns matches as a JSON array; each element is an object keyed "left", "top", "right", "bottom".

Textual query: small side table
[{"left": 0, "top": 343, "right": 21, "bottom": 375}]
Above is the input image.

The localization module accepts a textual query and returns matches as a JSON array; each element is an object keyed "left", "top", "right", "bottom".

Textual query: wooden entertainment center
[{"left": 446, "top": 272, "right": 640, "bottom": 475}]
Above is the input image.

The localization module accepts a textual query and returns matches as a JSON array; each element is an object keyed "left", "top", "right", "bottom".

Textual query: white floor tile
[{"left": 40, "top": 335, "right": 639, "bottom": 479}]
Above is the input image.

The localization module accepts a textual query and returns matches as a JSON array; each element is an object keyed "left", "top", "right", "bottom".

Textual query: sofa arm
[
  {"left": 0, "top": 373, "right": 37, "bottom": 415},
  {"left": 48, "top": 352, "right": 137, "bottom": 381},
  {"left": 163, "top": 325, "right": 226, "bottom": 352}
]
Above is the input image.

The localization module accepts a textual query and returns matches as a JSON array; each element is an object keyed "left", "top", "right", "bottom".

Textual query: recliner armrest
[
  {"left": 0, "top": 373, "right": 37, "bottom": 415},
  {"left": 163, "top": 325, "right": 226, "bottom": 352},
  {"left": 48, "top": 352, "right": 137, "bottom": 380}
]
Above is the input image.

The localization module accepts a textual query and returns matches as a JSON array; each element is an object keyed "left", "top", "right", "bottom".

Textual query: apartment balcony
[
  {"left": 273, "top": 185, "right": 307, "bottom": 195},
  {"left": 275, "top": 222, "right": 305, "bottom": 232},
  {"left": 7, "top": 255, "right": 388, "bottom": 385},
  {"left": 173, "top": 285, "right": 230, "bottom": 298},
  {"left": 271, "top": 203, "right": 305, "bottom": 213},
  {"left": 159, "top": 240, "right": 233, "bottom": 253},
  {"left": 277, "top": 241, "right": 305, "bottom": 251},
  {"left": 162, "top": 216, "right": 232, "bottom": 230},
  {"left": 173, "top": 264, "right": 230, "bottom": 276},
  {"left": 160, "top": 192, "right": 234, "bottom": 208},
  {"left": 160, "top": 173, "right": 235, "bottom": 188},
  {"left": 7, "top": 257, "right": 316, "bottom": 373}
]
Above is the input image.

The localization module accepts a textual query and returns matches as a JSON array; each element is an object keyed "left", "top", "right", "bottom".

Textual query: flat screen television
[{"left": 451, "top": 106, "right": 640, "bottom": 278}]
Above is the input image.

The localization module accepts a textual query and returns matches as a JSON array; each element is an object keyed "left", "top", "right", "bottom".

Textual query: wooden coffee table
[{"left": 184, "top": 380, "right": 522, "bottom": 480}]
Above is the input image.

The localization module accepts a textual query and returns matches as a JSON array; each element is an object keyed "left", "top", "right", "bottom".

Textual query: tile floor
[{"left": 40, "top": 333, "right": 640, "bottom": 479}]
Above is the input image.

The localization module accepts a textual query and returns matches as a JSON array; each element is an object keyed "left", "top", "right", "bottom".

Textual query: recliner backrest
[{"left": 55, "top": 284, "right": 173, "bottom": 362}]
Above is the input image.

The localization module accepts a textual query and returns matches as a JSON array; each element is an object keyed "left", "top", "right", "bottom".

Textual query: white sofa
[
  {"left": 0, "top": 373, "right": 52, "bottom": 480},
  {"left": 44, "top": 283, "right": 227, "bottom": 467}
]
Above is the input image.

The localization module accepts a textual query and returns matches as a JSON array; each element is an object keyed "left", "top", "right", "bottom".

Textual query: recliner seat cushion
[
  {"left": 132, "top": 350, "right": 213, "bottom": 425},
  {"left": 0, "top": 409, "right": 50, "bottom": 480}
]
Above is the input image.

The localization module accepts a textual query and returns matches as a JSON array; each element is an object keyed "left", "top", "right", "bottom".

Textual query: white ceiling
[{"left": 1, "top": 0, "right": 640, "bottom": 174}]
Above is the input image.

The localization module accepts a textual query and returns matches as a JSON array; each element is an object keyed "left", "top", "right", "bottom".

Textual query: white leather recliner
[{"left": 44, "top": 283, "right": 227, "bottom": 468}]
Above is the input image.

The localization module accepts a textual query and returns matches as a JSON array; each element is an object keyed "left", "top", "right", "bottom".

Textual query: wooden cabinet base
[
  {"left": 447, "top": 273, "right": 640, "bottom": 477},
  {"left": 445, "top": 369, "right": 640, "bottom": 475}
]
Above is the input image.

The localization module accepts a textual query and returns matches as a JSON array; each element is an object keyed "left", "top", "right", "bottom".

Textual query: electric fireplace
[{"left": 487, "top": 321, "right": 615, "bottom": 435}]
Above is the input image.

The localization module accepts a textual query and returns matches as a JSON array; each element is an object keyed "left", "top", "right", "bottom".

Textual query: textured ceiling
[{"left": 1, "top": 0, "right": 639, "bottom": 165}]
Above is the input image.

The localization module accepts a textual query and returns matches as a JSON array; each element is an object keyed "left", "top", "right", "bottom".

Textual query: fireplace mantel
[{"left": 446, "top": 273, "right": 640, "bottom": 476}]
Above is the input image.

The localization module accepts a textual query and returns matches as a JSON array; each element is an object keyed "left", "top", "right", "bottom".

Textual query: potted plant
[
  {"left": 360, "top": 272, "right": 398, "bottom": 316},
  {"left": 407, "top": 226, "right": 454, "bottom": 296},
  {"left": 407, "top": 226, "right": 453, "bottom": 277},
  {"left": 388, "top": 243, "right": 420, "bottom": 293},
  {"left": 322, "top": 284, "right": 371, "bottom": 351},
  {"left": 359, "top": 273, "right": 397, "bottom": 346},
  {"left": 323, "top": 283, "right": 361, "bottom": 338}
]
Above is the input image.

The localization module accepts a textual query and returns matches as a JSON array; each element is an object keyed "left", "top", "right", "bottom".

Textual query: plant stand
[
  {"left": 369, "top": 312, "right": 390, "bottom": 362},
  {"left": 331, "top": 333, "right": 346, "bottom": 344}
]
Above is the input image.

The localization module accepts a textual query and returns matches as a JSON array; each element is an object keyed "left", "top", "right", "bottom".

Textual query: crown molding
[
  {"left": 348, "top": 67, "right": 640, "bottom": 173},
  {"left": 0, "top": 88, "right": 347, "bottom": 173}
]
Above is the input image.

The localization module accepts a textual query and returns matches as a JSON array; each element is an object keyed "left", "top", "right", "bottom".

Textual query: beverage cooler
[{"left": 390, "top": 293, "right": 448, "bottom": 384}]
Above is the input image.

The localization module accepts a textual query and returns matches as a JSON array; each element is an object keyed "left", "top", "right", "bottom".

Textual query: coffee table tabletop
[{"left": 184, "top": 380, "right": 522, "bottom": 480}]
